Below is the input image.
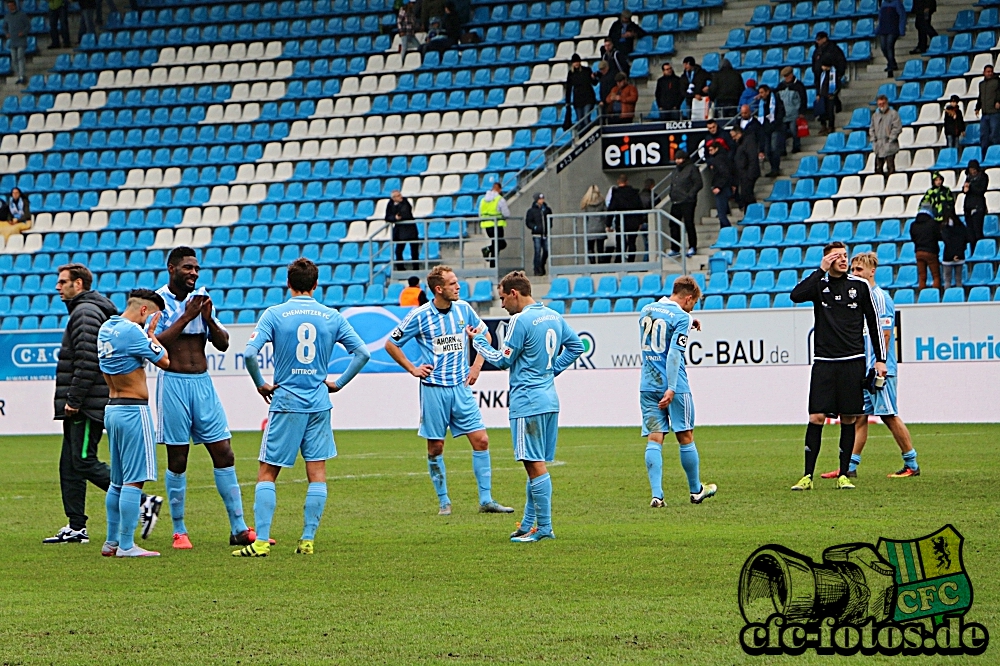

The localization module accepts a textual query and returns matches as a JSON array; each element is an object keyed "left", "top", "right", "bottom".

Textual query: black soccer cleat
[{"left": 43, "top": 526, "right": 89, "bottom": 544}]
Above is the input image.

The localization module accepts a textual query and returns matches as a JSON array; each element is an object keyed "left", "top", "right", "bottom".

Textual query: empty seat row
[
  {"left": 749, "top": 0, "right": 878, "bottom": 26},
  {"left": 543, "top": 273, "right": 708, "bottom": 301},
  {"left": 727, "top": 18, "right": 877, "bottom": 49}
]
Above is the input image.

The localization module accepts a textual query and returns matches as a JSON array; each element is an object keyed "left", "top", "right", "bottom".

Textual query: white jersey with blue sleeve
[
  {"left": 472, "top": 303, "right": 585, "bottom": 419},
  {"left": 98, "top": 315, "right": 166, "bottom": 375},
  {"left": 638, "top": 299, "right": 691, "bottom": 394},
  {"left": 865, "top": 285, "right": 896, "bottom": 376},
  {"left": 246, "top": 296, "right": 366, "bottom": 413},
  {"left": 389, "top": 300, "right": 486, "bottom": 387},
  {"left": 153, "top": 285, "right": 227, "bottom": 337}
]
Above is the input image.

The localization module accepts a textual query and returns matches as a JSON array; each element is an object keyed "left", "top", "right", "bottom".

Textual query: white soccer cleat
[
  {"left": 650, "top": 498, "right": 665, "bottom": 508},
  {"left": 115, "top": 545, "right": 160, "bottom": 557},
  {"left": 690, "top": 483, "right": 717, "bottom": 504}
]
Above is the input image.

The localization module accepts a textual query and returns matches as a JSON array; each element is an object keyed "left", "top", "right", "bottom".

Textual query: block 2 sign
[{"left": 600, "top": 120, "right": 713, "bottom": 170}]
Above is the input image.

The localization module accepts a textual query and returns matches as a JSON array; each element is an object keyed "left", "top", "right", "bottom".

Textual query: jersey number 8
[
  {"left": 639, "top": 316, "right": 668, "bottom": 354},
  {"left": 296, "top": 322, "right": 317, "bottom": 364}
]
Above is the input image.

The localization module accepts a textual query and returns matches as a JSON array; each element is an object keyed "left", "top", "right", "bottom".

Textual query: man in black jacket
[
  {"left": 707, "top": 59, "right": 744, "bottom": 118},
  {"left": 47, "top": 264, "right": 161, "bottom": 543},
  {"left": 706, "top": 141, "right": 735, "bottom": 229},
  {"left": 600, "top": 38, "right": 630, "bottom": 77},
  {"left": 607, "top": 173, "right": 645, "bottom": 262},
  {"left": 565, "top": 54, "right": 598, "bottom": 125},
  {"left": 680, "top": 56, "right": 710, "bottom": 116},
  {"left": 911, "top": 200, "right": 942, "bottom": 290},
  {"left": 963, "top": 159, "right": 989, "bottom": 243},
  {"left": 911, "top": 0, "right": 937, "bottom": 54},
  {"left": 730, "top": 126, "right": 760, "bottom": 210},
  {"left": 654, "top": 62, "right": 682, "bottom": 120},
  {"left": 790, "top": 242, "right": 887, "bottom": 491},
  {"left": 525, "top": 193, "right": 552, "bottom": 275},
  {"left": 607, "top": 9, "right": 646, "bottom": 56},
  {"left": 666, "top": 149, "right": 703, "bottom": 257},
  {"left": 756, "top": 84, "right": 786, "bottom": 177},
  {"left": 810, "top": 32, "right": 847, "bottom": 86},
  {"left": 387, "top": 189, "right": 419, "bottom": 271},
  {"left": 597, "top": 61, "right": 616, "bottom": 118}
]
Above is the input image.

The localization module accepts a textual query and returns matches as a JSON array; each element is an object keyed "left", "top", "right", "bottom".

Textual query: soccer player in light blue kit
[
  {"left": 468, "top": 271, "right": 584, "bottom": 542},
  {"left": 97, "top": 289, "right": 170, "bottom": 557},
  {"left": 638, "top": 276, "right": 717, "bottom": 507},
  {"left": 234, "top": 258, "right": 370, "bottom": 557},
  {"left": 385, "top": 265, "right": 513, "bottom": 516},
  {"left": 152, "top": 246, "right": 254, "bottom": 550},
  {"left": 820, "top": 252, "right": 918, "bottom": 479}
]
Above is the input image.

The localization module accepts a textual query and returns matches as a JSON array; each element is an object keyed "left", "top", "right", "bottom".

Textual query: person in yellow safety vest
[{"left": 479, "top": 182, "right": 510, "bottom": 267}]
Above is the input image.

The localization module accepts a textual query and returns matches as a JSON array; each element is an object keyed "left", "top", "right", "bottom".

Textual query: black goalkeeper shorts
[{"left": 808, "top": 358, "right": 866, "bottom": 416}]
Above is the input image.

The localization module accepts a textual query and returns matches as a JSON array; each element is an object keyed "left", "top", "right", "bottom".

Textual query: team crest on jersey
[
  {"left": 503, "top": 347, "right": 512, "bottom": 357},
  {"left": 849, "top": 288, "right": 857, "bottom": 299},
  {"left": 249, "top": 331, "right": 258, "bottom": 340}
]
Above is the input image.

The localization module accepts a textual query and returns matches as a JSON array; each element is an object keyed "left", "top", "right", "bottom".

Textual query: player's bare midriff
[
  {"left": 162, "top": 334, "right": 212, "bottom": 374},
  {"left": 104, "top": 367, "right": 151, "bottom": 401}
]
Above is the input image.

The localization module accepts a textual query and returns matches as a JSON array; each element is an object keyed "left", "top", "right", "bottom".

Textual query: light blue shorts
[
  {"left": 418, "top": 383, "right": 485, "bottom": 440},
  {"left": 155, "top": 371, "right": 231, "bottom": 445},
  {"left": 510, "top": 412, "right": 559, "bottom": 462},
  {"left": 640, "top": 391, "right": 695, "bottom": 436},
  {"left": 259, "top": 410, "right": 337, "bottom": 468},
  {"left": 105, "top": 403, "right": 157, "bottom": 486},
  {"left": 863, "top": 375, "right": 898, "bottom": 417}
]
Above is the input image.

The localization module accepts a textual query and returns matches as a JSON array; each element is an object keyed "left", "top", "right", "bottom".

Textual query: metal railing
[
  {"left": 545, "top": 208, "right": 688, "bottom": 276},
  {"left": 365, "top": 217, "right": 504, "bottom": 282}
]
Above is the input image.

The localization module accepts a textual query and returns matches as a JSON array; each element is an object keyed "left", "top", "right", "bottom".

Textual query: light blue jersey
[
  {"left": 98, "top": 315, "right": 166, "bottom": 374},
  {"left": 865, "top": 285, "right": 896, "bottom": 376},
  {"left": 638, "top": 299, "right": 691, "bottom": 394},
  {"left": 153, "top": 285, "right": 226, "bottom": 337},
  {"left": 472, "top": 303, "right": 584, "bottom": 419},
  {"left": 246, "top": 296, "right": 366, "bottom": 413},
  {"left": 389, "top": 300, "right": 486, "bottom": 387}
]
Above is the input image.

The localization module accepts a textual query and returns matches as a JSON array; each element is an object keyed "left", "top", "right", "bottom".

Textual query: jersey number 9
[
  {"left": 639, "top": 316, "right": 668, "bottom": 354},
  {"left": 296, "top": 322, "right": 317, "bottom": 364}
]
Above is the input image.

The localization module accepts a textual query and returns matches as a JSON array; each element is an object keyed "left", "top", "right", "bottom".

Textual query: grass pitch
[{"left": 0, "top": 423, "right": 997, "bottom": 665}]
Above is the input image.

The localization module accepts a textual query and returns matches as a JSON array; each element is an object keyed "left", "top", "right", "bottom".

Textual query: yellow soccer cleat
[
  {"left": 232, "top": 540, "right": 270, "bottom": 557},
  {"left": 295, "top": 539, "right": 314, "bottom": 555},
  {"left": 791, "top": 474, "right": 813, "bottom": 491},
  {"left": 837, "top": 475, "right": 856, "bottom": 490}
]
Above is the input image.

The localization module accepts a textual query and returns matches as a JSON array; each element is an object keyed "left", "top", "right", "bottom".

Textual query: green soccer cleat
[
  {"left": 690, "top": 483, "right": 717, "bottom": 504},
  {"left": 791, "top": 474, "right": 813, "bottom": 491},
  {"left": 295, "top": 539, "right": 314, "bottom": 555},
  {"left": 511, "top": 528, "right": 555, "bottom": 543},
  {"left": 479, "top": 500, "right": 514, "bottom": 514},
  {"left": 837, "top": 475, "right": 856, "bottom": 490},
  {"left": 232, "top": 540, "right": 270, "bottom": 557}
]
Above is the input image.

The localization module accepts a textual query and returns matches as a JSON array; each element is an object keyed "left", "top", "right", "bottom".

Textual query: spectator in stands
[
  {"left": 738, "top": 78, "right": 758, "bottom": 110},
  {"left": 976, "top": 65, "right": 1000, "bottom": 153},
  {"left": 606, "top": 73, "right": 639, "bottom": 123},
  {"left": 940, "top": 210, "right": 970, "bottom": 289},
  {"left": 597, "top": 61, "right": 616, "bottom": 118},
  {"left": 397, "top": 0, "right": 420, "bottom": 56},
  {"left": 911, "top": 200, "right": 942, "bottom": 290},
  {"left": 525, "top": 193, "right": 551, "bottom": 276},
  {"left": 479, "top": 182, "right": 509, "bottom": 267},
  {"left": 421, "top": 0, "right": 445, "bottom": 32},
  {"left": 581, "top": 184, "right": 608, "bottom": 264},
  {"left": 601, "top": 38, "right": 630, "bottom": 77},
  {"left": 655, "top": 62, "right": 682, "bottom": 121},
  {"left": 666, "top": 149, "right": 702, "bottom": 258},
  {"left": 776, "top": 67, "right": 808, "bottom": 154},
  {"left": 423, "top": 16, "right": 452, "bottom": 54},
  {"left": 924, "top": 172, "right": 954, "bottom": 223},
  {"left": 681, "top": 56, "right": 710, "bottom": 116},
  {"left": 737, "top": 103, "right": 764, "bottom": 150},
  {"left": 703, "top": 118, "right": 734, "bottom": 153},
  {"left": 708, "top": 59, "right": 744, "bottom": 119},
  {"left": 386, "top": 190, "right": 419, "bottom": 271},
  {"left": 876, "top": 0, "right": 905, "bottom": 78},
  {"left": 910, "top": 0, "right": 937, "bottom": 55},
  {"left": 963, "top": 160, "right": 989, "bottom": 243},
  {"left": 0, "top": 186, "right": 31, "bottom": 239},
  {"left": 756, "top": 84, "right": 785, "bottom": 177},
  {"left": 3, "top": 1, "right": 30, "bottom": 85},
  {"left": 815, "top": 55, "right": 841, "bottom": 134},
  {"left": 943, "top": 95, "right": 965, "bottom": 149},
  {"left": 608, "top": 10, "right": 646, "bottom": 56},
  {"left": 566, "top": 54, "right": 598, "bottom": 126},
  {"left": 730, "top": 126, "right": 760, "bottom": 210},
  {"left": 707, "top": 141, "right": 735, "bottom": 229},
  {"left": 869, "top": 94, "right": 902, "bottom": 175},
  {"left": 399, "top": 276, "right": 427, "bottom": 306},
  {"left": 811, "top": 32, "right": 846, "bottom": 89},
  {"left": 442, "top": 2, "right": 463, "bottom": 44},
  {"left": 78, "top": 0, "right": 97, "bottom": 40},
  {"left": 47, "top": 0, "right": 70, "bottom": 49},
  {"left": 607, "top": 174, "right": 645, "bottom": 262}
]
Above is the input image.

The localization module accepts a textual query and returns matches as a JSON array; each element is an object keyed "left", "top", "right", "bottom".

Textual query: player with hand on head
[
  {"left": 235, "top": 258, "right": 370, "bottom": 557},
  {"left": 639, "top": 276, "right": 717, "bottom": 507},
  {"left": 97, "top": 289, "right": 170, "bottom": 557},
  {"left": 385, "top": 265, "right": 513, "bottom": 516},
  {"left": 468, "top": 271, "right": 584, "bottom": 542},
  {"left": 820, "top": 252, "right": 918, "bottom": 479},
  {"left": 153, "top": 247, "right": 254, "bottom": 550}
]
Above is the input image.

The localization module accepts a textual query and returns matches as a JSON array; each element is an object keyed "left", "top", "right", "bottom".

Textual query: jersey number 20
[
  {"left": 296, "top": 322, "right": 317, "bottom": 363},
  {"left": 639, "top": 316, "right": 668, "bottom": 354}
]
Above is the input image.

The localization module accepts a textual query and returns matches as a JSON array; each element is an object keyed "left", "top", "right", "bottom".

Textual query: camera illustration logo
[{"left": 738, "top": 525, "right": 989, "bottom": 656}]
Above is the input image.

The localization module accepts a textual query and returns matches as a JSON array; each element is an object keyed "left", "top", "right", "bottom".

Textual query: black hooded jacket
[{"left": 54, "top": 290, "right": 118, "bottom": 422}]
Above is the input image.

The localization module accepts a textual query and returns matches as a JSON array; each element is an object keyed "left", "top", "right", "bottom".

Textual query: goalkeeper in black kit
[{"left": 788, "top": 242, "right": 886, "bottom": 491}]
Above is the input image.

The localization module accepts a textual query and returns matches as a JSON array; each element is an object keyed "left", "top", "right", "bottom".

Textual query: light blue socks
[
  {"left": 213, "top": 466, "right": 249, "bottom": 535},
  {"left": 165, "top": 470, "right": 187, "bottom": 535},
  {"left": 427, "top": 455, "right": 450, "bottom": 507},
  {"left": 645, "top": 441, "right": 663, "bottom": 499},
  {"left": 253, "top": 481, "right": 276, "bottom": 542},
  {"left": 105, "top": 484, "right": 121, "bottom": 544},
  {"left": 679, "top": 443, "right": 701, "bottom": 494},
  {"left": 903, "top": 449, "right": 918, "bottom": 470},
  {"left": 471, "top": 450, "right": 493, "bottom": 505},
  {"left": 529, "top": 473, "right": 552, "bottom": 531},
  {"left": 302, "top": 482, "right": 327, "bottom": 541},
  {"left": 118, "top": 486, "right": 143, "bottom": 551},
  {"left": 849, "top": 453, "right": 862, "bottom": 473},
  {"left": 520, "top": 477, "right": 536, "bottom": 529}
]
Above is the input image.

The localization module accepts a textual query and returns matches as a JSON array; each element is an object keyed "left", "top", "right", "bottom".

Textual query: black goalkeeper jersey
[{"left": 791, "top": 269, "right": 886, "bottom": 363}]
